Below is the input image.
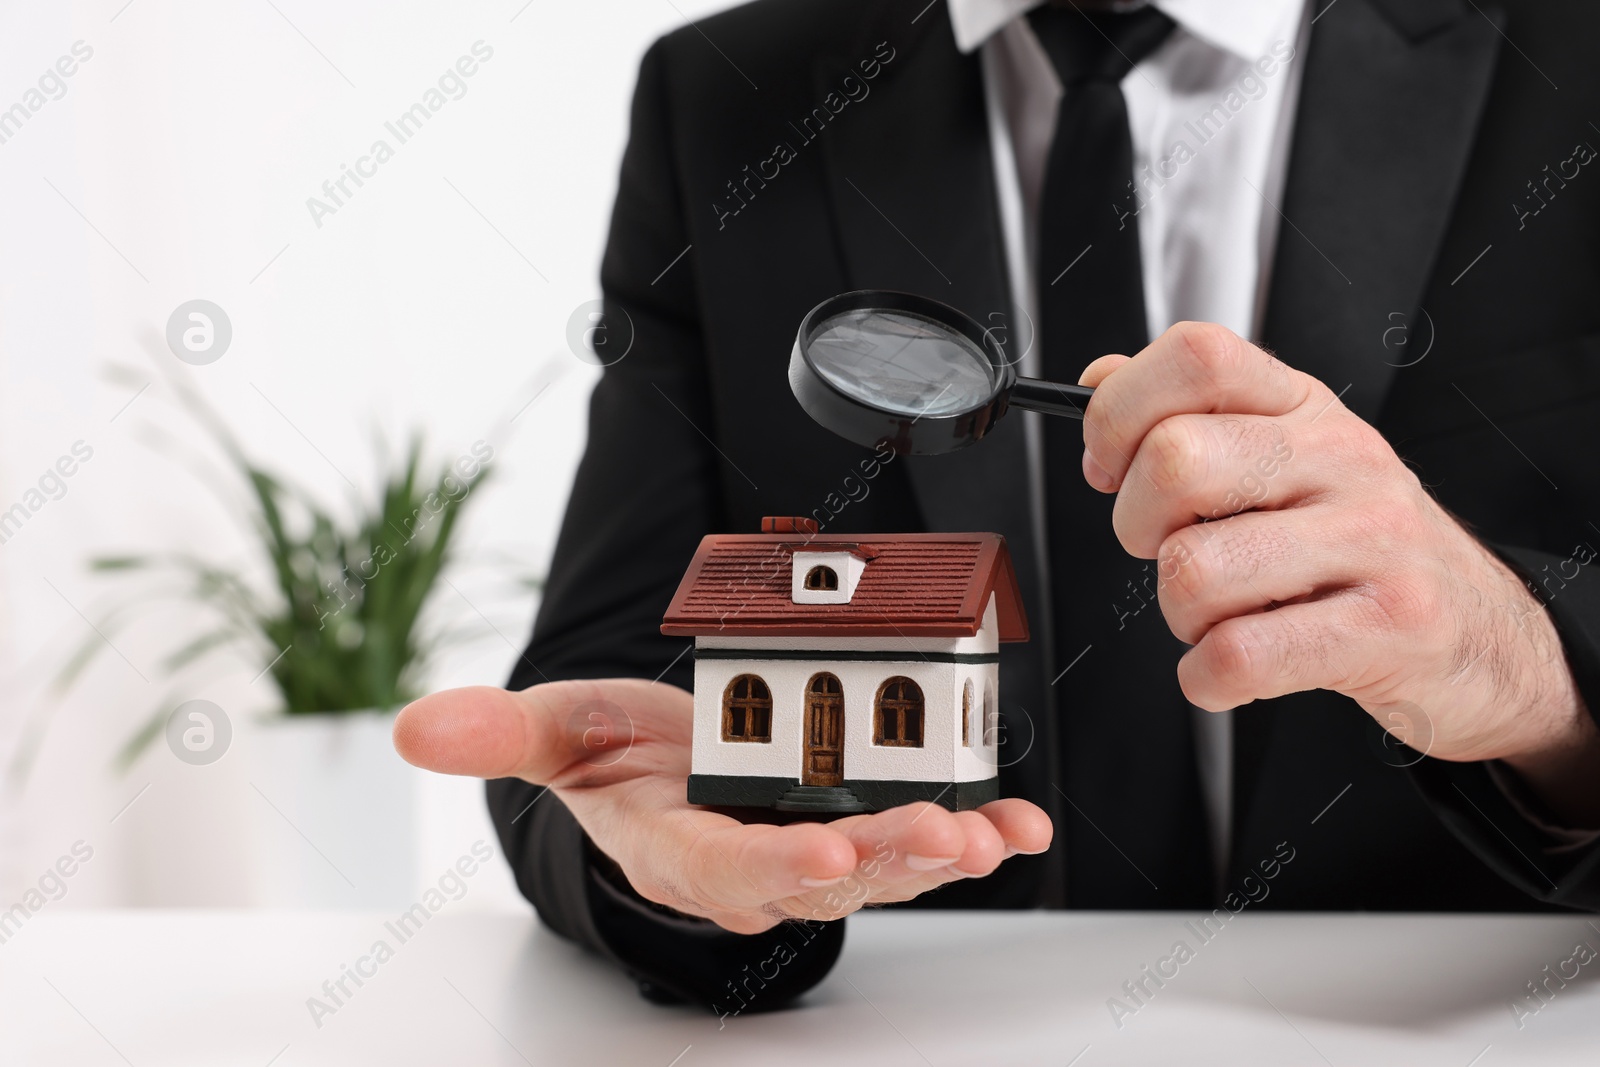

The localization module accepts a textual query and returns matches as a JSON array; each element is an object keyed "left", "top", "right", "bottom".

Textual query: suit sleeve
[
  {"left": 487, "top": 37, "right": 845, "bottom": 1010},
  {"left": 1408, "top": 542, "right": 1600, "bottom": 909}
]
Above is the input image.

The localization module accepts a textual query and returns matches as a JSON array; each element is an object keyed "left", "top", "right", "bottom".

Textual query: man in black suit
[{"left": 394, "top": 0, "right": 1600, "bottom": 1011}]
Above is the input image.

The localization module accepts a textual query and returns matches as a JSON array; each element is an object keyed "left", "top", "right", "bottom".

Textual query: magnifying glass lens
[
  {"left": 792, "top": 290, "right": 1093, "bottom": 456},
  {"left": 805, "top": 308, "right": 997, "bottom": 418}
]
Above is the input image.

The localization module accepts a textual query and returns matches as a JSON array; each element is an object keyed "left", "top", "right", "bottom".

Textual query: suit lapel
[
  {"left": 814, "top": 3, "right": 1021, "bottom": 539},
  {"left": 1241, "top": 0, "right": 1503, "bottom": 847},
  {"left": 1259, "top": 0, "right": 1503, "bottom": 423}
]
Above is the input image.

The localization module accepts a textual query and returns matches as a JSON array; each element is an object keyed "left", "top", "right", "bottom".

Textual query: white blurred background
[{"left": 0, "top": 0, "right": 729, "bottom": 913}]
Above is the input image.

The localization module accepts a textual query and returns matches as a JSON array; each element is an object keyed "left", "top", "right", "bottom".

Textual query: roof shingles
[{"left": 661, "top": 532, "right": 1028, "bottom": 640}]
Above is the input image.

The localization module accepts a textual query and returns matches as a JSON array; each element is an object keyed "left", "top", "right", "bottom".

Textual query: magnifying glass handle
[{"left": 1010, "top": 377, "right": 1094, "bottom": 420}]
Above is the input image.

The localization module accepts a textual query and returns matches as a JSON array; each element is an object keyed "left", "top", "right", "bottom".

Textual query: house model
[{"left": 661, "top": 516, "right": 1029, "bottom": 814}]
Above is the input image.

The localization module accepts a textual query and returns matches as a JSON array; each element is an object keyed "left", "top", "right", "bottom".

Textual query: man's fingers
[
  {"left": 947, "top": 811, "right": 1007, "bottom": 877},
  {"left": 636, "top": 803, "right": 957, "bottom": 920},
  {"left": 975, "top": 798, "right": 1053, "bottom": 855},
  {"left": 835, "top": 802, "right": 970, "bottom": 881},
  {"left": 1110, "top": 412, "right": 1306, "bottom": 557},
  {"left": 1084, "top": 322, "right": 1316, "bottom": 488},
  {"left": 674, "top": 799, "right": 1056, "bottom": 928},
  {"left": 1177, "top": 593, "right": 1407, "bottom": 711},
  {"left": 393, "top": 678, "right": 681, "bottom": 785},
  {"left": 1154, "top": 508, "right": 1372, "bottom": 645},
  {"left": 613, "top": 781, "right": 862, "bottom": 915},
  {"left": 1078, "top": 352, "right": 1131, "bottom": 388},
  {"left": 806, "top": 799, "right": 1055, "bottom": 909},
  {"left": 681, "top": 820, "right": 859, "bottom": 912},
  {"left": 393, "top": 685, "right": 538, "bottom": 780}
]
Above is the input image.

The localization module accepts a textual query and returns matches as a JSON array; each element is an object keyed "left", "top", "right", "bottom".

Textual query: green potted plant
[{"left": 40, "top": 372, "right": 516, "bottom": 905}]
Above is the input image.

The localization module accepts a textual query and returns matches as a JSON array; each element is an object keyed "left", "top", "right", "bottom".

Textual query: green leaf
[
  {"left": 44, "top": 383, "right": 524, "bottom": 777},
  {"left": 90, "top": 555, "right": 154, "bottom": 571},
  {"left": 113, "top": 707, "right": 169, "bottom": 770}
]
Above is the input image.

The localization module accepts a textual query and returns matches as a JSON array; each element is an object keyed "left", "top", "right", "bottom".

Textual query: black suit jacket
[{"left": 491, "top": 0, "right": 1600, "bottom": 1009}]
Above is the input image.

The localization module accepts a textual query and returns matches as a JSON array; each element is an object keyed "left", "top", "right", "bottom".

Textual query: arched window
[
  {"left": 961, "top": 680, "right": 975, "bottom": 747},
  {"left": 722, "top": 675, "right": 772, "bottom": 742},
  {"left": 983, "top": 684, "right": 998, "bottom": 747},
  {"left": 874, "top": 677, "right": 924, "bottom": 747},
  {"left": 804, "top": 564, "right": 839, "bottom": 591}
]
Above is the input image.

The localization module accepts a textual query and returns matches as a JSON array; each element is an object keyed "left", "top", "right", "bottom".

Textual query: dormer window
[
  {"left": 804, "top": 565, "right": 838, "bottom": 591},
  {"left": 791, "top": 549, "right": 866, "bottom": 604}
]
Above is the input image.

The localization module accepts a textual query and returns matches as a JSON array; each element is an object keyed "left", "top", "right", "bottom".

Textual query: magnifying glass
[{"left": 788, "top": 290, "right": 1095, "bottom": 456}]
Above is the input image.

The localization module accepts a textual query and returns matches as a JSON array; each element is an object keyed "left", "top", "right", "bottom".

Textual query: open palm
[{"left": 394, "top": 678, "right": 1052, "bottom": 933}]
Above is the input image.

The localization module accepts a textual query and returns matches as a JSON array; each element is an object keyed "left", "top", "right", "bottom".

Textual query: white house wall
[
  {"left": 952, "top": 662, "right": 1003, "bottom": 783},
  {"left": 690, "top": 596, "right": 1004, "bottom": 785}
]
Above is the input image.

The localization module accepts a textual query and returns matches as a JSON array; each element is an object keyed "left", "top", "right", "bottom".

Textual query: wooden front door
[{"left": 803, "top": 674, "right": 844, "bottom": 786}]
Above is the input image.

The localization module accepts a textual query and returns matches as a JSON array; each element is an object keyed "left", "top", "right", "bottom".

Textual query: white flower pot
[{"left": 246, "top": 709, "right": 420, "bottom": 909}]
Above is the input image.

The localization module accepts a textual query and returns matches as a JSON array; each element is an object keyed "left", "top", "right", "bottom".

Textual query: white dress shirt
[{"left": 947, "top": 0, "right": 1312, "bottom": 879}]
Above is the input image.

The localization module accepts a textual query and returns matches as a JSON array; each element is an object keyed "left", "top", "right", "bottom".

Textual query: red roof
[{"left": 661, "top": 529, "right": 1029, "bottom": 640}]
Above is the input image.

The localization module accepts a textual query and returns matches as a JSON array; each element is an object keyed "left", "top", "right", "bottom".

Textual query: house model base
[
  {"left": 662, "top": 517, "right": 1030, "bottom": 815},
  {"left": 687, "top": 774, "right": 999, "bottom": 814}
]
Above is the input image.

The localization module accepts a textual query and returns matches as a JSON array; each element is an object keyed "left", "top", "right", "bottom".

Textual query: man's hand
[
  {"left": 393, "top": 679, "right": 1052, "bottom": 934},
  {"left": 1079, "top": 321, "right": 1600, "bottom": 825}
]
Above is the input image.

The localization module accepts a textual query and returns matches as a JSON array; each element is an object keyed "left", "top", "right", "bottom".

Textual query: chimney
[{"left": 761, "top": 516, "right": 819, "bottom": 535}]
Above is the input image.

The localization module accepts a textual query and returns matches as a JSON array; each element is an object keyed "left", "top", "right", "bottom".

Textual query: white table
[{"left": 2, "top": 910, "right": 1596, "bottom": 1065}]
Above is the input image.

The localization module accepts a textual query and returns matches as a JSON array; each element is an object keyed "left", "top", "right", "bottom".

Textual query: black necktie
[{"left": 1031, "top": 3, "right": 1214, "bottom": 907}]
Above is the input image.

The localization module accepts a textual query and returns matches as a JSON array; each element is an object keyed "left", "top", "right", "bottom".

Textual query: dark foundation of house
[{"left": 687, "top": 773, "right": 1000, "bottom": 813}]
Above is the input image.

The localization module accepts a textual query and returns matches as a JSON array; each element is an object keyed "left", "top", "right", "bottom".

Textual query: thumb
[
  {"left": 392, "top": 680, "right": 633, "bottom": 785},
  {"left": 1078, "top": 352, "right": 1131, "bottom": 388}
]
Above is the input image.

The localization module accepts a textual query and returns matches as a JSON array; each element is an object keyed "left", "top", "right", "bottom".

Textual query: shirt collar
[{"left": 948, "top": 0, "right": 1294, "bottom": 62}]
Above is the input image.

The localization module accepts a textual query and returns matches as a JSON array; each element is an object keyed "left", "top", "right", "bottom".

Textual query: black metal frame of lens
[{"left": 789, "top": 290, "right": 1015, "bottom": 456}]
